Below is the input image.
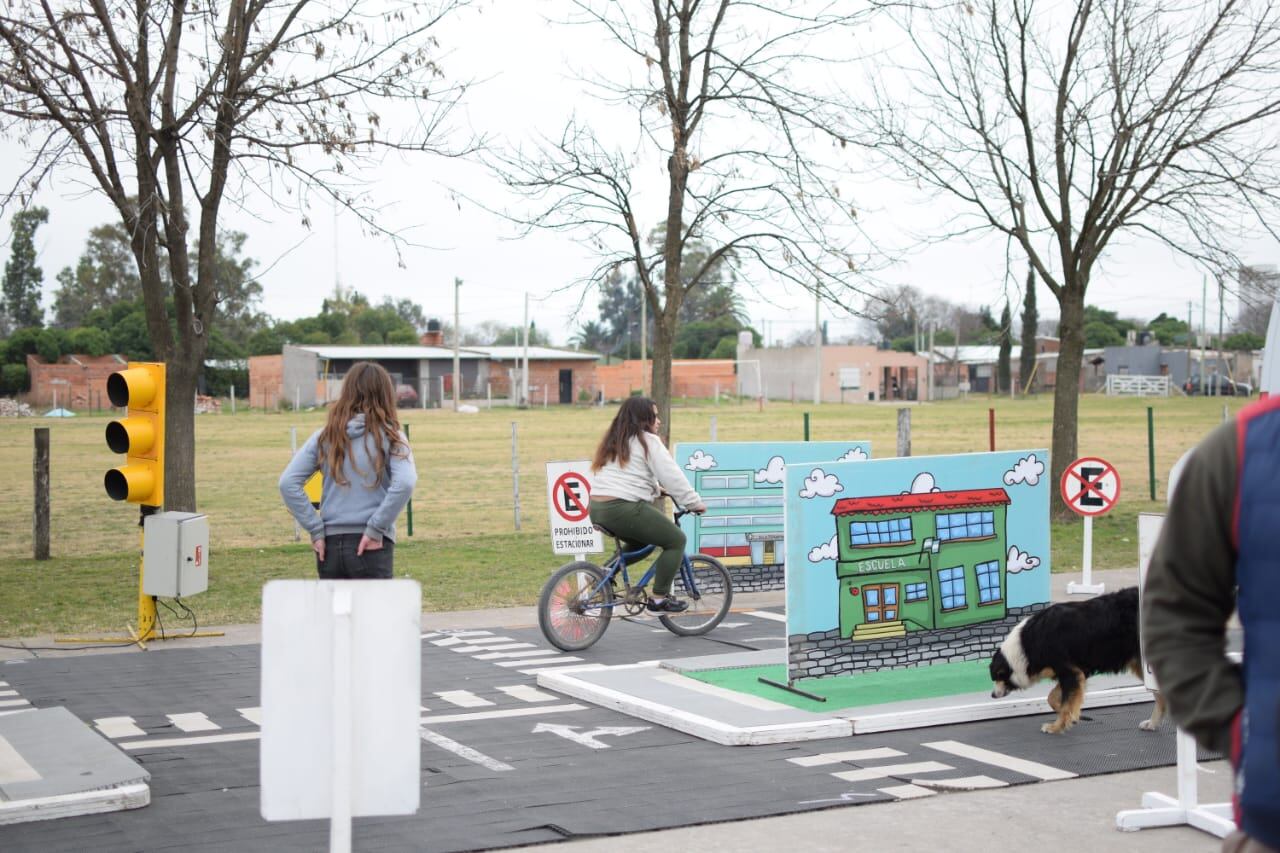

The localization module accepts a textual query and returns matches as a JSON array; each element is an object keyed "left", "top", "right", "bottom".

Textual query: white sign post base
[
  {"left": 1115, "top": 728, "right": 1234, "bottom": 837},
  {"left": 1067, "top": 515, "right": 1105, "bottom": 595}
]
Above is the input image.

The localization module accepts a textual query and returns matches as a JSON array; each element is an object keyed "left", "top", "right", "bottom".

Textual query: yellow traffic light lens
[
  {"left": 104, "top": 465, "right": 156, "bottom": 502},
  {"left": 107, "top": 368, "right": 157, "bottom": 409},
  {"left": 105, "top": 417, "right": 156, "bottom": 455}
]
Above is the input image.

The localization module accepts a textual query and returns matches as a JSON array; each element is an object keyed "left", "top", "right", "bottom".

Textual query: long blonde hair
[{"left": 318, "top": 362, "right": 407, "bottom": 487}]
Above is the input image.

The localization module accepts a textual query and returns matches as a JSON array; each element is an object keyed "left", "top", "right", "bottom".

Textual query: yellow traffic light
[{"left": 104, "top": 362, "right": 165, "bottom": 507}]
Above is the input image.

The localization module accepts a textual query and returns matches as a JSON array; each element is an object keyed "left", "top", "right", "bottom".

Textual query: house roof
[
  {"left": 832, "top": 487, "right": 1012, "bottom": 516},
  {"left": 468, "top": 346, "right": 600, "bottom": 362},
  {"left": 300, "top": 345, "right": 486, "bottom": 360}
]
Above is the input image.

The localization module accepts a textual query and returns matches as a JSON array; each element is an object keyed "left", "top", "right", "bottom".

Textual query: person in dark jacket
[{"left": 1143, "top": 395, "right": 1280, "bottom": 853}]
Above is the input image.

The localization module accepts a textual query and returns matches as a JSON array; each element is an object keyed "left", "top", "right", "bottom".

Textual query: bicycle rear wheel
[
  {"left": 660, "top": 554, "right": 733, "bottom": 636},
  {"left": 538, "top": 561, "right": 614, "bottom": 651}
]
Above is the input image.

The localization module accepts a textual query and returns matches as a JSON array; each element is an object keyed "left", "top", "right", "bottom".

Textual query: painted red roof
[{"left": 831, "top": 487, "right": 1011, "bottom": 516}]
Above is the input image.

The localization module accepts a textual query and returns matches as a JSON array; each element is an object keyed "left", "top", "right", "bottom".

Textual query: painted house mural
[
  {"left": 673, "top": 441, "right": 872, "bottom": 592},
  {"left": 785, "top": 451, "right": 1050, "bottom": 681}
]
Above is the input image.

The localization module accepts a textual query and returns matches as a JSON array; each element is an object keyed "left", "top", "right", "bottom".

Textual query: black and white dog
[{"left": 988, "top": 586, "right": 1166, "bottom": 734}]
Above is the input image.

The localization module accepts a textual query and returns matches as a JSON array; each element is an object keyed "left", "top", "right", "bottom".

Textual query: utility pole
[
  {"left": 1186, "top": 300, "right": 1193, "bottom": 388},
  {"left": 1218, "top": 275, "right": 1226, "bottom": 387},
  {"left": 453, "top": 277, "right": 462, "bottom": 410},
  {"left": 1201, "top": 276, "right": 1208, "bottom": 395},
  {"left": 522, "top": 292, "right": 530, "bottom": 407},
  {"left": 813, "top": 288, "right": 822, "bottom": 405},
  {"left": 927, "top": 323, "right": 935, "bottom": 402}
]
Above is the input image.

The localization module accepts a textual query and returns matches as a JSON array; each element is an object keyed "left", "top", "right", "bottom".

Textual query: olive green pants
[{"left": 588, "top": 499, "right": 686, "bottom": 596}]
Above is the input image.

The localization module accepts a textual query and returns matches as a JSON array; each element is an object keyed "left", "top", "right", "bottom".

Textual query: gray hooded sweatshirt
[{"left": 278, "top": 414, "right": 417, "bottom": 544}]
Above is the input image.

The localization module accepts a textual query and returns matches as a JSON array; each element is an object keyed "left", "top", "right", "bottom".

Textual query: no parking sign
[
  {"left": 545, "top": 461, "right": 604, "bottom": 555},
  {"left": 1060, "top": 456, "right": 1121, "bottom": 516}
]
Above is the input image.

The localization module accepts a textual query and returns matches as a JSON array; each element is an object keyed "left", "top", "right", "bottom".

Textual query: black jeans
[{"left": 316, "top": 533, "right": 394, "bottom": 579}]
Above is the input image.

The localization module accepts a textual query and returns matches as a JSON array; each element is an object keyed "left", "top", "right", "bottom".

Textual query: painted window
[
  {"left": 751, "top": 514, "right": 783, "bottom": 525},
  {"left": 700, "top": 534, "right": 727, "bottom": 548},
  {"left": 976, "top": 560, "right": 1002, "bottom": 604},
  {"left": 727, "top": 497, "right": 755, "bottom": 507},
  {"left": 701, "top": 498, "right": 727, "bottom": 509},
  {"left": 905, "top": 582, "right": 928, "bottom": 602},
  {"left": 936, "top": 510, "right": 996, "bottom": 541},
  {"left": 939, "top": 566, "right": 967, "bottom": 610},
  {"left": 849, "top": 517, "right": 914, "bottom": 547},
  {"left": 754, "top": 497, "right": 784, "bottom": 508},
  {"left": 700, "top": 474, "right": 750, "bottom": 490}
]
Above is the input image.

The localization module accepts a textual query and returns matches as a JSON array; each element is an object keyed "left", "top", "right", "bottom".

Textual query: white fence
[{"left": 1105, "top": 375, "right": 1171, "bottom": 397}]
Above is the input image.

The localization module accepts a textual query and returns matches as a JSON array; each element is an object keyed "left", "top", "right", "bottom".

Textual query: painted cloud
[
  {"left": 903, "top": 472, "right": 942, "bottom": 495},
  {"left": 808, "top": 536, "right": 840, "bottom": 563},
  {"left": 837, "top": 447, "right": 868, "bottom": 463},
  {"left": 1003, "top": 453, "right": 1045, "bottom": 487},
  {"left": 799, "top": 467, "right": 844, "bottom": 499},
  {"left": 685, "top": 450, "right": 717, "bottom": 472},
  {"left": 1006, "top": 545, "right": 1042, "bottom": 574},
  {"left": 755, "top": 455, "right": 787, "bottom": 484}
]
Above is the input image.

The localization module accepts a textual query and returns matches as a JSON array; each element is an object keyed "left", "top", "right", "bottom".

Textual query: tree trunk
[
  {"left": 164, "top": 352, "right": 201, "bottom": 512},
  {"left": 652, "top": 317, "right": 675, "bottom": 444},
  {"left": 1050, "top": 286, "right": 1086, "bottom": 518}
]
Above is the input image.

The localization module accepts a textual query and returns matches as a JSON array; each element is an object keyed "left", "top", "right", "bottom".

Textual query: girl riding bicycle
[{"left": 588, "top": 396, "right": 706, "bottom": 613}]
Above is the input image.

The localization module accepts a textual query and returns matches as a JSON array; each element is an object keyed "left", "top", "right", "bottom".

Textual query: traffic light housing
[{"left": 104, "top": 362, "right": 165, "bottom": 507}]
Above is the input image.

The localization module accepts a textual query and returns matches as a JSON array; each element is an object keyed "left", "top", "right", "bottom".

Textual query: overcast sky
[{"left": 2, "top": 0, "right": 1276, "bottom": 346}]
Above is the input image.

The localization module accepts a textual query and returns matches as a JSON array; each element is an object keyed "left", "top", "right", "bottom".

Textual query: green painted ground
[{"left": 685, "top": 660, "right": 993, "bottom": 712}]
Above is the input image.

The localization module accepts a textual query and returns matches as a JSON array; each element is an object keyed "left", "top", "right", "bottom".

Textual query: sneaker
[{"left": 645, "top": 596, "right": 689, "bottom": 613}]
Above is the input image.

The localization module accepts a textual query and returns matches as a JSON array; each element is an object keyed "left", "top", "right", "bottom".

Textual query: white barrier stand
[
  {"left": 1115, "top": 728, "right": 1234, "bottom": 837},
  {"left": 1067, "top": 515, "right": 1105, "bottom": 595}
]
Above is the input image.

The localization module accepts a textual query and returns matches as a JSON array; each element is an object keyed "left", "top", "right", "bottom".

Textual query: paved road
[{"left": 0, "top": 593, "right": 1216, "bottom": 853}]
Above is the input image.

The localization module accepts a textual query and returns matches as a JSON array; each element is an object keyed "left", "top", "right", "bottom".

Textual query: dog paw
[
  {"left": 1040, "top": 722, "right": 1064, "bottom": 734},
  {"left": 1138, "top": 719, "right": 1157, "bottom": 732}
]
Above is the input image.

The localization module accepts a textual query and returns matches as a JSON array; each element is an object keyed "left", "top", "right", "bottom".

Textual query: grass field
[{"left": 0, "top": 393, "right": 1248, "bottom": 635}]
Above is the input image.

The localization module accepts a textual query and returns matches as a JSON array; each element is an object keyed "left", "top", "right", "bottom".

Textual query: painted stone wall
[{"left": 787, "top": 602, "right": 1049, "bottom": 680}]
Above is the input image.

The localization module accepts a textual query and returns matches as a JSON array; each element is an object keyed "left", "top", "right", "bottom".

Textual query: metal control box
[{"left": 142, "top": 511, "right": 209, "bottom": 597}]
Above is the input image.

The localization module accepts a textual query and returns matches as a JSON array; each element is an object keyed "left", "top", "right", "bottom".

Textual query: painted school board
[
  {"left": 784, "top": 450, "right": 1051, "bottom": 682},
  {"left": 671, "top": 442, "right": 871, "bottom": 583}
]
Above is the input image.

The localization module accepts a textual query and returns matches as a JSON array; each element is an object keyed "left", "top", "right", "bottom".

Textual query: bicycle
[{"left": 537, "top": 507, "right": 734, "bottom": 652}]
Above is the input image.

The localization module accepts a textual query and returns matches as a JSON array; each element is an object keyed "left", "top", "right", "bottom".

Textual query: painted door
[
  {"left": 558, "top": 369, "right": 573, "bottom": 404},
  {"left": 862, "top": 583, "right": 901, "bottom": 623}
]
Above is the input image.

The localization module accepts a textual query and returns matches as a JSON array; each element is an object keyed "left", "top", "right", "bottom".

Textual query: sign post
[
  {"left": 545, "top": 461, "right": 603, "bottom": 559},
  {"left": 1061, "top": 455, "right": 1121, "bottom": 595}
]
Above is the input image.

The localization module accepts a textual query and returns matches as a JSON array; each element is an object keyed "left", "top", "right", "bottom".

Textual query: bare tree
[
  {"left": 490, "top": 1, "right": 874, "bottom": 440},
  {"left": 0, "top": 0, "right": 470, "bottom": 510},
  {"left": 863, "top": 0, "right": 1280, "bottom": 514}
]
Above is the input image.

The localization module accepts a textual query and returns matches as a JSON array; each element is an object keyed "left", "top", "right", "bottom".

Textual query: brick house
[{"left": 26, "top": 353, "right": 128, "bottom": 409}]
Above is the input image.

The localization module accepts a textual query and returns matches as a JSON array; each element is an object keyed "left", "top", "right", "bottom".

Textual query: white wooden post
[
  {"left": 230, "top": 384, "right": 235, "bottom": 414},
  {"left": 1067, "top": 515, "right": 1105, "bottom": 595},
  {"left": 511, "top": 422, "right": 521, "bottom": 530},
  {"left": 329, "top": 587, "right": 354, "bottom": 853}
]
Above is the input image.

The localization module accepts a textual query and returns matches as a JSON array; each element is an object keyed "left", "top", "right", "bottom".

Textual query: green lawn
[{"left": 0, "top": 393, "right": 1247, "bottom": 634}]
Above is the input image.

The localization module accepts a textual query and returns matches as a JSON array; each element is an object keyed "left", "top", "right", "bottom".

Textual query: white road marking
[
  {"left": 743, "top": 637, "right": 785, "bottom": 643},
  {"left": 167, "top": 712, "right": 220, "bottom": 733},
  {"left": 878, "top": 784, "right": 936, "bottom": 799},
  {"left": 237, "top": 707, "right": 263, "bottom": 726},
  {"left": 456, "top": 638, "right": 525, "bottom": 649},
  {"left": 420, "top": 704, "right": 586, "bottom": 724},
  {"left": 787, "top": 748, "right": 907, "bottom": 767},
  {"left": 430, "top": 636, "right": 468, "bottom": 647},
  {"left": 518, "top": 662, "right": 609, "bottom": 675},
  {"left": 653, "top": 672, "right": 793, "bottom": 711},
  {"left": 94, "top": 716, "right": 146, "bottom": 739},
  {"left": 421, "top": 632, "right": 445, "bottom": 640},
  {"left": 913, "top": 775, "right": 1008, "bottom": 790},
  {"left": 434, "top": 690, "right": 495, "bottom": 708},
  {"left": 419, "top": 727, "right": 514, "bottom": 771},
  {"left": 495, "top": 657, "right": 582, "bottom": 668},
  {"left": 923, "top": 740, "right": 1077, "bottom": 781},
  {"left": 0, "top": 689, "right": 18, "bottom": 697},
  {"left": 0, "top": 699, "right": 30, "bottom": 709},
  {"left": 831, "top": 761, "right": 954, "bottom": 782},
  {"left": 532, "top": 722, "right": 651, "bottom": 749},
  {"left": 497, "top": 685, "right": 558, "bottom": 703},
  {"left": 120, "top": 732, "right": 260, "bottom": 750},
  {"left": 0, "top": 681, "right": 8, "bottom": 687},
  {"left": 0, "top": 734, "right": 40, "bottom": 784},
  {"left": 744, "top": 610, "right": 787, "bottom": 622},
  {"left": 473, "top": 650, "right": 556, "bottom": 660},
  {"left": 716, "top": 622, "right": 750, "bottom": 629}
]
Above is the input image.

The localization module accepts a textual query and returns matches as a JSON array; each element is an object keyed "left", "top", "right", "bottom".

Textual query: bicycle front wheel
[
  {"left": 538, "top": 561, "right": 614, "bottom": 651},
  {"left": 660, "top": 554, "right": 733, "bottom": 636}
]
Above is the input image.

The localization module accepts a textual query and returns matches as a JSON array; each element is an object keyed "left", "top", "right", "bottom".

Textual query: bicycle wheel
[
  {"left": 660, "top": 554, "right": 733, "bottom": 636},
  {"left": 538, "top": 561, "right": 614, "bottom": 651}
]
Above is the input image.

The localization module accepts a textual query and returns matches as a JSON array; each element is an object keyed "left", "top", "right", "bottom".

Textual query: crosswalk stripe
[
  {"left": 0, "top": 689, "right": 18, "bottom": 698},
  {"left": 831, "top": 761, "right": 953, "bottom": 782},
  {"left": 923, "top": 740, "right": 1077, "bottom": 781},
  {"left": 473, "top": 650, "right": 556, "bottom": 660},
  {"left": 744, "top": 610, "right": 786, "bottom": 622},
  {"left": 237, "top": 707, "right": 263, "bottom": 726},
  {"left": 94, "top": 716, "right": 147, "bottom": 739},
  {"left": 420, "top": 703, "right": 586, "bottom": 724},
  {"left": 496, "top": 685, "right": 558, "bottom": 703},
  {"left": 431, "top": 636, "right": 468, "bottom": 647},
  {"left": 0, "top": 699, "right": 30, "bottom": 709},
  {"left": 419, "top": 727, "right": 514, "bottom": 772},
  {"left": 121, "top": 732, "right": 259, "bottom": 750},
  {"left": 495, "top": 656, "right": 581, "bottom": 668},
  {"left": 461, "top": 642, "right": 535, "bottom": 652},
  {"left": 434, "top": 690, "right": 495, "bottom": 708},
  {"left": 454, "top": 638, "right": 520, "bottom": 648},
  {"left": 167, "top": 712, "right": 220, "bottom": 733},
  {"left": 442, "top": 631, "right": 494, "bottom": 638},
  {"left": 788, "top": 748, "right": 907, "bottom": 767},
  {"left": 878, "top": 783, "right": 936, "bottom": 799}
]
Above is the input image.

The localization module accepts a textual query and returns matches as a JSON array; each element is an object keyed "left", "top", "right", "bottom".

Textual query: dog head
[{"left": 989, "top": 619, "right": 1032, "bottom": 698}]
